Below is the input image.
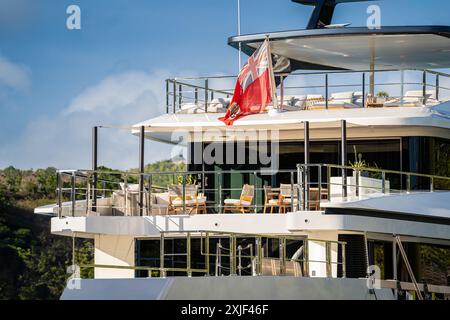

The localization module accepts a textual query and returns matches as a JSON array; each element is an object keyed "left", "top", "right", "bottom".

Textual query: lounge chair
[
  {"left": 308, "top": 91, "right": 361, "bottom": 110},
  {"left": 223, "top": 184, "right": 254, "bottom": 213},
  {"left": 383, "top": 90, "right": 439, "bottom": 108},
  {"left": 279, "top": 183, "right": 298, "bottom": 213},
  {"left": 168, "top": 184, "right": 206, "bottom": 214},
  {"left": 263, "top": 186, "right": 281, "bottom": 214}
]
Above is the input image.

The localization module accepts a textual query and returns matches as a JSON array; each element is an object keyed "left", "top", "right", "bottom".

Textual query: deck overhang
[{"left": 228, "top": 26, "right": 450, "bottom": 71}]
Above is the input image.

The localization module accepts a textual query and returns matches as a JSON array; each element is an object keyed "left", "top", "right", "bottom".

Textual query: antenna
[{"left": 237, "top": 0, "right": 242, "bottom": 70}]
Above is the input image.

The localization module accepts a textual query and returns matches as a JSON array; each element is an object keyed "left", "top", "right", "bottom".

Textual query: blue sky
[{"left": 0, "top": 0, "right": 449, "bottom": 169}]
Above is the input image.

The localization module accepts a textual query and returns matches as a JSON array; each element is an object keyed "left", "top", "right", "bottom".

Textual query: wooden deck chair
[
  {"left": 279, "top": 183, "right": 298, "bottom": 213},
  {"left": 223, "top": 184, "right": 254, "bottom": 213},
  {"left": 168, "top": 184, "right": 199, "bottom": 214}
]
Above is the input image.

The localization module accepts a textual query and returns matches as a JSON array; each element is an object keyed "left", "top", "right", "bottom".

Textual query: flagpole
[
  {"left": 237, "top": 0, "right": 242, "bottom": 70},
  {"left": 266, "top": 36, "right": 278, "bottom": 111}
]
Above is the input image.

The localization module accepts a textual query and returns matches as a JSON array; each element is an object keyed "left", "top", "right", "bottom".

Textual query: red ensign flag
[{"left": 219, "top": 39, "right": 275, "bottom": 125}]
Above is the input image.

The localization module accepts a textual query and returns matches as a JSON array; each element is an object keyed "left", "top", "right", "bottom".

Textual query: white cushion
[
  {"left": 224, "top": 199, "right": 240, "bottom": 205},
  {"left": 119, "top": 183, "right": 140, "bottom": 192},
  {"left": 224, "top": 199, "right": 251, "bottom": 206},
  {"left": 330, "top": 91, "right": 354, "bottom": 103},
  {"left": 268, "top": 199, "right": 279, "bottom": 205},
  {"left": 172, "top": 199, "right": 196, "bottom": 205},
  {"left": 307, "top": 94, "right": 324, "bottom": 100}
]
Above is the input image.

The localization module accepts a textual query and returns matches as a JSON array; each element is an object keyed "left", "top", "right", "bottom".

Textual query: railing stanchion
[
  {"left": 166, "top": 79, "right": 169, "bottom": 113},
  {"left": 194, "top": 87, "right": 198, "bottom": 105},
  {"left": 430, "top": 176, "right": 434, "bottom": 192},
  {"left": 71, "top": 171, "right": 76, "bottom": 217},
  {"left": 204, "top": 79, "right": 209, "bottom": 112},
  {"left": 327, "top": 165, "right": 331, "bottom": 201},
  {"left": 318, "top": 166, "right": 322, "bottom": 209},
  {"left": 382, "top": 171, "right": 386, "bottom": 194},
  {"left": 182, "top": 174, "right": 186, "bottom": 214},
  {"left": 173, "top": 79, "right": 177, "bottom": 113},
  {"left": 160, "top": 233, "right": 165, "bottom": 277},
  {"left": 342, "top": 243, "right": 346, "bottom": 278},
  {"left": 57, "top": 172, "right": 62, "bottom": 218},
  {"left": 422, "top": 70, "right": 427, "bottom": 105},
  {"left": 296, "top": 164, "right": 301, "bottom": 211},
  {"left": 325, "top": 73, "right": 329, "bottom": 109},
  {"left": 205, "top": 232, "right": 210, "bottom": 276},
  {"left": 187, "top": 232, "right": 192, "bottom": 277},
  {"left": 355, "top": 169, "right": 359, "bottom": 198},
  {"left": 279, "top": 237, "right": 286, "bottom": 275},
  {"left": 218, "top": 172, "right": 222, "bottom": 214},
  {"left": 407, "top": 174, "right": 411, "bottom": 193},
  {"left": 148, "top": 174, "right": 153, "bottom": 216},
  {"left": 362, "top": 73, "right": 366, "bottom": 108},
  {"left": 254, "top": 171, "right": 258, "bottom": 213},
  {"left": 436, "top": 74, "right": 440, "bottom": 101},
  {"left": 290, "top": 171, "right": 295, "bottom": 212}
]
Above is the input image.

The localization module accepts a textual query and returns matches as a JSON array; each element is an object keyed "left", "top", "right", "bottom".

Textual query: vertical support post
[
  {"left": 304, "top": 239, "right": 309, "bottom": 277},
  {"left": 187, "top": 232, "right": 192, "bottom": 277},
  {"left": 296, "top": 164, "right": 302, "bottom": 211},
  {"left": 166, "top": 79, "right": 169, "bottom": 113},
  {"left": 325, "top": 73, "right": 329, "bottom": 109},
  {"left": 204, "top": 79, "right": 209, "bottom": 113},
  {"left": 182, "top": 174, "right": 186, "bottom": 214},
  {"left": 57, "top": 172, "right": 62, "bottom": 218},
  {"left": 326, "top": 241, "right": 331, "bottom": 277},
  {"left": 407, "top": 174, "right": 411, "bottom": 193},
  {"left": 279, "top": 237, "right": 286, "bottom": 275},
  {"left": 430, "top": 177, "right": 434, "bottom": 192},
  {"left": 318, "top": 166, "right": 322, "bottom": 209},
  {"left": 218, "top": 172, "right": 222, "bottom": 214},
  {"left": 173, "top": 80, "right": 177, "bottom": 113},
  {"left": 254, "top": 171, "right": 258, "bottom": 213},
  {"left": 362, "top": 72, "right": 366, "bottom": 108},
  {"left": 304, "top": 121, "right": 310, "bottom": 210},
  {"left": 280, "top": 75, "right": 284, "bottom": 110},
  {"left": 139, "top": 126, "right": 145, "bottom": 216},
  {"left": 422, "top": 71, "right": 427, "bottom": 105},
  {"left": 400, "top": 70, "right": 405, "bottom": 107},
  {"left": 381, "top": 171, "right": 386, "bottom": 194},
  {"left": 342, "top": 243, "right": 346, "bottom": 278},
  {"left": 178, "top": 83, "right": 182, "bottom": 107},
  {"left": 92, "top": 126, "right": 98, "bottom": 213},
  {"left": 147, "top": 174, "right": 153, "bottom": 216},
  {"left": 355, "top": 169, "right": 359, "bottom": 197},
  {"left": 205, "top": 232, "right": 210, "bottom": 276},
  {"left": 327, "top": 165, "right": 331, "bottom": 201},
  {"left": 393, "top": 237, "right": 398, "bottom": 299},
  {"left": 436, "top": 74, "right": 440, "bottom": 101},
  {"left": 290, "top": 171, "right": 295, "bottom": 213},
  {"left": 195, "top": 87, "right": 198, "bottom": 105},
  {"left": 71, "top": 172, "right": 76, "bottom": 217},
  {"left": 160, "top": 233, "right": 165, "bottom": 278},
  {"left": 341, "top": 120, "right": 347, "bottom": 198}
]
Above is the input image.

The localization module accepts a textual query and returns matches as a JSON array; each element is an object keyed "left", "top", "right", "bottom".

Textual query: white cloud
[
  {"left": 0, "top": 70, "right": 175, "bottom": 170},
  {"left": 0, "top": 54, "right": 31, "bottom": 90}
]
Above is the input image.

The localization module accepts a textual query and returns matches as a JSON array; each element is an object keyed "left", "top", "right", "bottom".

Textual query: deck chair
[
  {"left": 279, "top": 183, "right": 298, "bottom": 213},
  {"left": 168, "top": 184, "right": 205, "bottom": 214},
  {"left": 223, "top": 184, "right": 254, "bottom": 213},
  {"left": 263, "top": 186, "right": 281, "bottom": 214}
]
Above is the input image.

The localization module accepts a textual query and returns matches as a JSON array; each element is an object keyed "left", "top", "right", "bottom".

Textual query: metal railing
[
  {"left": 166, "top": 69, "right": 450, "bottom": 114},
  {"left": 297, "top": 163, "right": 450, "bottom": 211},
  {"left": 55, "top": 164, "right": 450, "bottom": 217},
  {"left": 78, "top": 230, "right": 347, "bottom": 279}
]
